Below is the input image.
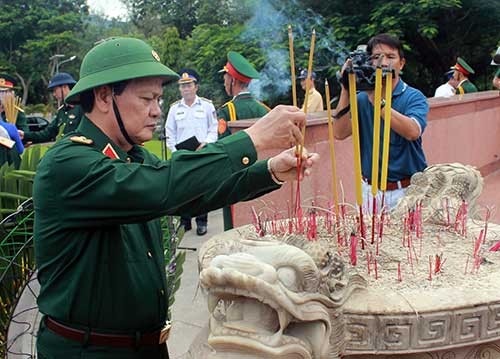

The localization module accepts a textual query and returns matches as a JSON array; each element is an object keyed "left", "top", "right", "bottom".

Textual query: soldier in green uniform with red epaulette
[
  {"left": 34, "top": 37, "right": 318, "bottom": 358},
  {"left": 22, "top": 72, "right": 83, "bottom": 143},
  {"left": 217, "top": 51, "right": 271, "bottom": 230},
  {"left": 451, "top": 57, "right": 478, "bottom": 94},
  {"left": 0, "top": 73, "right": 28, "bottom": 132},
  {"left": 217, "top": 51, "right": 270, "bottom": 138}
]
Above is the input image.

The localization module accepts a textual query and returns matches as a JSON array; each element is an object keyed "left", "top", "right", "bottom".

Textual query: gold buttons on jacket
[
  {"left": 147, "top": 251, "right": 153, "bottom": 258},
  {"left": 241, "top": 156, "right": 250, "bottom": 165}
]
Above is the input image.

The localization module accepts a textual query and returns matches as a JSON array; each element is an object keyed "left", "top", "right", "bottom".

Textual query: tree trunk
[{"left": 14, "top": 72, "right": 32, "bottom": 106}]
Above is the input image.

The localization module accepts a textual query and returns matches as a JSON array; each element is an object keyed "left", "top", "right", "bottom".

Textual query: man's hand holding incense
[
  {"left": 268, "top": 147, "right": 319, "bottom": 183},
  {"left": 245, "top": 105, "right": 305, "bottom": 151}
]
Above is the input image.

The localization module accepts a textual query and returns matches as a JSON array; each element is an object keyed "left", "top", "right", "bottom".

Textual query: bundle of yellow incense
[{"left": 3, "top": 93, "right": 22, "bottom": 124}]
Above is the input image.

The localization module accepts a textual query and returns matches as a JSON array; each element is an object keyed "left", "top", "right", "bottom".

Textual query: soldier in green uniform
[
  {"left": 217, "top": 51, "right": 271, "bottom": 230},
  {"left": 217, "top": 51, "right": 270, "bottom": 138},
  {"left": 22, "top": 72, "right": 83, "bottom": 143},
  {"left": 451, "top": 57, "right": 478, "bottom": 94},
  {"left": 34, "top": 37, "right": 318, "bottom": 359},
  {"left": 0, "top": 73, "right": 28, "bottom": 132}
]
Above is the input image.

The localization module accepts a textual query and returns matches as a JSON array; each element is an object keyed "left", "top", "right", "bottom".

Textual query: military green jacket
[
  {"left": 0, "top": 111, "right": 28, "bottom": 132},
  {"left": 217, "top": 92, "right": 270, "bottom": 138},
  {"left": 0, "top": 146, "right": 20, "bottom": 168},
  {"left": 24, "top": 104, "right": 83, "bottom": 143},
  {"left": 34, "top": 116, "right": 279, "bottom": 333},
  {"left": 457, "top": 79, "right": 478, "bottom": 94}
]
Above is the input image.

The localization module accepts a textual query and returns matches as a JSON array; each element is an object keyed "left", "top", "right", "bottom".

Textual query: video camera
[{"left": 337, "top": 45, "right": 393, "bottom": 91}]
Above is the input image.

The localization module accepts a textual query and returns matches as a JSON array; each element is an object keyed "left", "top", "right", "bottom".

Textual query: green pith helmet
[{"left": 66, "top": 37, "right": 180, "bottom": 104}]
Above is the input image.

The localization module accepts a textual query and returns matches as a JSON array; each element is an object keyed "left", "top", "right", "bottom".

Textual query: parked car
[{"left": 26, "top": 115, "right": 49, "bottom": 132}]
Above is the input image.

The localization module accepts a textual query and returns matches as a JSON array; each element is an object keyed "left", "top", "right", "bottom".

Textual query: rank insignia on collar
[
  {"left": 70, "top": 136, "right": 93, "bottom": 145},
  {"left": 102, "top": 143, "right": 119, "bottom": 159}
]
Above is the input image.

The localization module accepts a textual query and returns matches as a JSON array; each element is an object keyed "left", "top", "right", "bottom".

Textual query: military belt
[
  {"left": 45, "top": 316, "right": 171, "bottom": 347},
  {"left": 364, "top": 176, "right": 411, "bottom": 191}
]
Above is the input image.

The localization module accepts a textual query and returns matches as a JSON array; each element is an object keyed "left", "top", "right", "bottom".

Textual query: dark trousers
[
  {"left": 222, "top": 206, "right": 233, "bottom": 231},
  {"left": 181, "top": 213, "right": 207, "bottom": 227}
]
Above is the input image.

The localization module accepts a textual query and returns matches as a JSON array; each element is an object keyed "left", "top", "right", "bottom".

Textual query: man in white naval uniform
[{"left": 165, "top": 68, "right": 218, "bottom": 235}]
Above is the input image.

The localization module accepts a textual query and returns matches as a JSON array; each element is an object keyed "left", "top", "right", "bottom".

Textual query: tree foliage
[
  {"left": 305, "top": 0, "right": 499, "bottom": 94},
  {"left": 0, "top": 0, "right": 88, "bottom": 106}
]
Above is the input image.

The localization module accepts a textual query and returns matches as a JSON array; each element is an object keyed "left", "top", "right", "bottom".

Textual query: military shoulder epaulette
[
  {"left": 70, "top": 135, "right": 93, "bottom": 145},
  {"left": 57, "top": 104, "right": 65, "bottom": 111},
  {"left": 199, "top": 97, "right": 213, "bottom": 103},
  {"left": 169, "top": 100, "right": 181, "bottom": 107},
  {"left": 220, "top": 100, "right": 233, "bottom": 109}
]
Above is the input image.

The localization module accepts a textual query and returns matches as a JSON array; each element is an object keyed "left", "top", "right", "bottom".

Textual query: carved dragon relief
[
  {"left": 199, "top": 232, "right": 366, "bottom": 359},
  {"left": 393, "top": 163, "right": 483, "bottom": 222}
]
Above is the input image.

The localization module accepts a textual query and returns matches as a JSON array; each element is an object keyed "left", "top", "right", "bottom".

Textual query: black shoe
[
  {"left": 196, "top": 225, "right": 207, "bottom": 236},
  {"left": 181, "top": 223, "right": 192, "bottom": 231}
]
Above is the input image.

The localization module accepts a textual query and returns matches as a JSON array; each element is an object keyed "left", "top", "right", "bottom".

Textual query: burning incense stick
[
  {"left": 299, "top": 29, "right": 316, "bottom": 158},
  {"left": 370, "top": 61, "right": 384, "bottom": 197},
  {"left": 380, "top": 65, "right": 393, "bottom": 191},
  {"left": 325, "top": 79, "right": 340, "bottom": 218},
  {"left": 370, "top": 59, "right": 384, "bottom": 244},
  {"left": 288, "top": 25, "right": 297, "bottom": 108},
  {"left": 288, "top": 25, "right": 297, "bottom": 207},
  {"left": 347, "top": 69, "right": 365, "bottom": 241}
]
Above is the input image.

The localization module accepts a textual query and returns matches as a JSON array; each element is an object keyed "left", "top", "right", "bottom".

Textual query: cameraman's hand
[
  {"left": 339, "top": 59, "right": 353, "bottom": 91},
  {"left": 269, "top": 147, "right": 319, "bottom": 183},
  {"left": 244, "top": 105, "right": 305, "bottom": 151}
]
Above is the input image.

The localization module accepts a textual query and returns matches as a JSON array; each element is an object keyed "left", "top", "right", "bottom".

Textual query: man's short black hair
[
  {"left": 367, "top": 33, "right": 405, "bottom": 59},
  {"left": 79, "top": 80, "right": 129, "bottom": 113}
]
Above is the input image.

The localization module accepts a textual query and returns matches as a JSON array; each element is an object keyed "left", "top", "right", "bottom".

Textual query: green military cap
[
  {"left": 451, "top": 57, "right": 475, "bottom": 75},
  {"left": 0, "top": 73, "right": 17, "bottom": 90},
  {"left": 219, "top": 51, "right": 260, "bottom": 83},
  {"left": 66, "top": 37, "right": 180, "bottom": 104}
]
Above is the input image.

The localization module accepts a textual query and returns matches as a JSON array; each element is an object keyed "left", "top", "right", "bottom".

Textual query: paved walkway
[{"left": 168, "top": 209, "right": 223, "bottom": 359}]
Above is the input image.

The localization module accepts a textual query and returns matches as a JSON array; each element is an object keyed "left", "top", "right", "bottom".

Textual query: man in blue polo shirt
[{"left": 334, "top": 33, "right": 429, "bottom": 210}]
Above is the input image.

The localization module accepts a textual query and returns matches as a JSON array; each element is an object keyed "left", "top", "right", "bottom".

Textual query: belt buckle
[{"left": 159, "top": 321, "right": 171, "bottom": 344}]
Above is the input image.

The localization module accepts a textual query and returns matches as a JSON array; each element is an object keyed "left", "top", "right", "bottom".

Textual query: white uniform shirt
[
  {"left": 165, "top": 96, "right": 218, "bottom": 152},
  {"left": 434, "top": 83, "right": 455, "bottom": 98}
]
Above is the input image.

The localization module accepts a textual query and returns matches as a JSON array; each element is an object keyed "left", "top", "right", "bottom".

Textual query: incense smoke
[{"left": 240, "top": 0, "right": 349, "bottom": 104}]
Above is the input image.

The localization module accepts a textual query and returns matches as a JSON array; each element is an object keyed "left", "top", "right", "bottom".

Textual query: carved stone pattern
[{"left": 344, "top": 302, "right": 500, "bottom": 354}]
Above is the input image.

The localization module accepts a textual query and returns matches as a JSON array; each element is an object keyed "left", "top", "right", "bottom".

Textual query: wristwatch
[{"left": 380, "top": 99, "right": 386, "bottom": 109}]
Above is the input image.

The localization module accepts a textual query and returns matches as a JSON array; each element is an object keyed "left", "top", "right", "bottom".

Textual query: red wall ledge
[{"left": 228, "top": 91, "right": 500, "bottom": 227}]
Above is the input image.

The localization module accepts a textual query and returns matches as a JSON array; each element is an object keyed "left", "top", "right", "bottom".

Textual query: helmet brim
[{"left": 65, "top": 60, "right": 179, "bottom": 104}]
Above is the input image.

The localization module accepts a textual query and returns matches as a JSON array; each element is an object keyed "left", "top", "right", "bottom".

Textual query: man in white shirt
[
  {"left": 165, "top": 69, "right": 218, "bottom": 235},
  {"left": 434, "top": 70, "right": 457, "bottom": 98}
]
